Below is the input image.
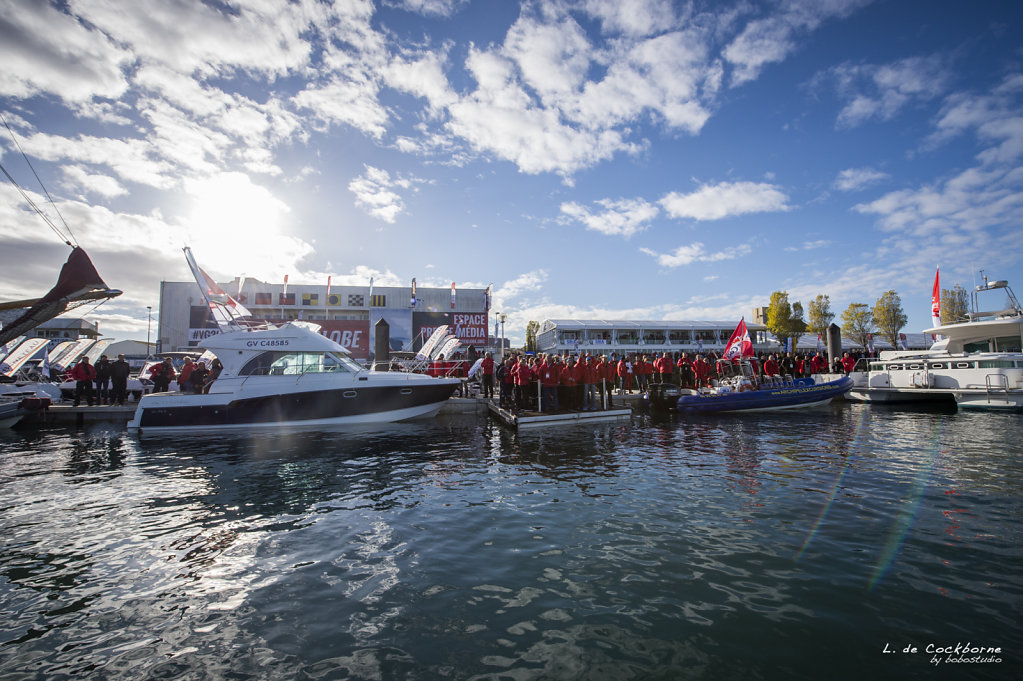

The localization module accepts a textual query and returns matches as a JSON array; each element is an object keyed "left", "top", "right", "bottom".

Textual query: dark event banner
[{"left": 412, "top": 312, "right": 488, "bottom": 351}]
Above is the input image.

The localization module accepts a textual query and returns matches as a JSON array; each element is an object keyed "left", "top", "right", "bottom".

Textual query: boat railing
[{"left": 985, "top": 373, "right": 1009, "bottom": 394}]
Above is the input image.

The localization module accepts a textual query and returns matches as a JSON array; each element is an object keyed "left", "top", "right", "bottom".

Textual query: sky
[{"left": 1, "top": 0, "right": 1021, "bottom": 345}]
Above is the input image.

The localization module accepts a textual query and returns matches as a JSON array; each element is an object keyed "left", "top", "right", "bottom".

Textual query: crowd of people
[
  {"left": 67, "top": 354, "right": 224, "bottom": 407},
  {"left": 430, "top": 348, "right": 871, "bottom": 414}
]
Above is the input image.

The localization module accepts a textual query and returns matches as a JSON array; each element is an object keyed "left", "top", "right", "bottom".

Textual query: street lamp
[
  {"left": 497, "top": 312, "right": 508, "bottom": 361},
  {"left": 146, "top": 306, "right": 152, "bottom": 354}
]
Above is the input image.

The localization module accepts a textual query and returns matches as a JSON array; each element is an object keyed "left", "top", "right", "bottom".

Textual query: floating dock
[
  {"left": 487, "top": 400, "right": 632, "bottom": 429},
  {"left": 24, "top": 404, "right": 137, "bottom": 426}
]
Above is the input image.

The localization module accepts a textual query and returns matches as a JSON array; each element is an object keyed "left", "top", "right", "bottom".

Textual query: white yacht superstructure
[{"left": 847, "top": 277, "right": 1023, "bottom": 410}]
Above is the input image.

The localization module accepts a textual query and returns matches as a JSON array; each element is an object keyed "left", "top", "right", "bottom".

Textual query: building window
[
  {"left": 371, "top": 294, "right": 386, "bottom": 307},
  {"left": 348, "top": 294, "right": 365, "bottom": 307},
  {"left": 327, "top": 294, "right": 342, "bottom": 306},
  {"left": 302, "top": 293, "right": 319, "bottom": 306},
  {"left": 279, "top": 293, "right": 295, "bottom": 305},
  {"left": 255, "top": 292, "right": 272, "bottom": 305}
]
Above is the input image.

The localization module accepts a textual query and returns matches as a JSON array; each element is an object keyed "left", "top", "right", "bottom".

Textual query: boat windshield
[{"left": 239, "top": 351, "right": 363, "bottom": 376}]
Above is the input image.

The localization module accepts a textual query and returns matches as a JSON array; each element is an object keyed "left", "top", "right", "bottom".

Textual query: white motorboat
[
  {"left": 127, "top": 248, "right": 460, "bottom": 434},
  {"left": 126, "top": 322, "right": 460, "bottom": 433},
  {"left": 847, "top": 276, "right": 1023, "bottom": 411}
]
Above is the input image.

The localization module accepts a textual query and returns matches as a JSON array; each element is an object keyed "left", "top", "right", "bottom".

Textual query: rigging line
[
  {"left": 0, "top": 113, "right": 78, "bottom": 247},
  {"left": 0, "top": 161, "right": 73, "bottom": 247}
]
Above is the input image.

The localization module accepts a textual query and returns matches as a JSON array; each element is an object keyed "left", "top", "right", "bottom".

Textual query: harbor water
[{"left": 0, "top": 403, "right": 1020, "bottom": 680}]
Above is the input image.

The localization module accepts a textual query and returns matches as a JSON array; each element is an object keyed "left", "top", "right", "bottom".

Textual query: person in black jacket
[
  {"left": 110, "top": 354, "right": 131, "bottom": 405},
  {"left": 94, "top": 355, "right": 112, "bottom": 405}
]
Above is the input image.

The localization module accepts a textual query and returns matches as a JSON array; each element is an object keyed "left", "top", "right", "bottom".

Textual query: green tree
[
  {"left": 807, "top": 294, "right": 834, "bottom": 337},
  {"left": 940, "top": 284, "right": 970, "bottom": 324},
  {"left": 525, "top": 320, "right": 539, "bottom": 353},
  {"left": 873, "top": 290, "right": 908, "bottom": 349},
  {"left": 766, "top": 291, "right": 805, "bottom": 352},
  {"left": 840, "top": 303, "right": 874, "bottom": 349},
  {"left": 790, "top": 301, "right": 807, "bottom": 350}
]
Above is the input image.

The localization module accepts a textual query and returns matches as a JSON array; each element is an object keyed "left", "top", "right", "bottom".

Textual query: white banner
[
  {"left": 51, "top": 339, "right": 96, "bottom": 371},
  {"left": 1, "top": 338, "right": 49, "bottom": 376}
]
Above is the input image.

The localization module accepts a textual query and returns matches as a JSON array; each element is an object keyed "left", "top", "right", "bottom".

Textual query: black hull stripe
[{"left": 137, "top": 383, "right": 457, "bottom": 428}]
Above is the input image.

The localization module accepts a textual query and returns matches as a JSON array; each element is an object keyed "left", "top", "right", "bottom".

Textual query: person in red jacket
[
  {"left": 581, "top": 355, "right": 597, "bottom": 410},
  {"left": 595, "top": 356, "right": 614, "bottom": 408},
  {"left": 70, "top": 356, "right": 97, "bottom": 406},
  {"left": 499, "top": 356, "right": 515, "bottom": 407},
  {"left": 480, "top": 352, "right": 495, "bottom": 399},
  {"left": 810, "top": 352, "right": 826, "bottom": 374},
  {"left": 148, "top": 357, "right": 176, "bottom": 393},
  {"left": 537, "top": 354, "right": 559, "bottom": 411},
  {"left": 840, "top": 352, "right": 856, "bottom": 373},
  {"left": 653, "top": 352, "right": 673, "bottom": 384},
  {"left": 693, "top": 355, "right": 711, "bottom": 387},
  {"left": 512, "top": 356, "right": 532, "bottom": 411},
  {"left": 764, "top": 354, "right": 780, "bottom": 377},
  {"left": 677, "top": 353, "right": 694, "bottom": 388},
  {"left": 561, "top": 356, "right": 582, "bottom": 411},
  {"left": 616, "top": 358, "right": 629, "bottom": 395},
  {"left": 636, "top": 354, "right": 651, "bottom": 392}
]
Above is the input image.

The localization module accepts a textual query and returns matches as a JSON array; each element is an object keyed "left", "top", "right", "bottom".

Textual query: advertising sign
[{"left": 413, "top": 312, "right": 488, "bottom": 351}]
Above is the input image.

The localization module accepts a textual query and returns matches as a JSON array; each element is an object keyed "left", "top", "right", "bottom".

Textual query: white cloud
[
  {"left": 582, "top": 0, "right": 678, "bottom": 38},
  {"left": 659, "top": 181, "right": 790, "bottom": 220},
  {"left": 61, "top": 165, "right": 128, "bottom": 198},
  {"left": 0, "top": 0, "right": 131, "bottom": 102},
  {"left": 560, "top": 198, "right": 659, "bottom": 238},
  {"left": 14, "top": 129, "right": 177, "bottom": 190},
  {"left": 724, "top": 0, "right": 871, "bottom": 87},
  {"left": 784, "top": 239, "right": 830, "bottom": 252},
  {"left": 390, "top": 0, "right": 470, "bottom": 17},
  {"left": 821, "top": 55, "right": 949, "bottom": 128},
  {"left": 834, "top": 167, "right": 889, "bottom": 192},
  {"left": 294, "top": 77, "right": 389, "bottom": 140},
  {"left": 385, "top": 52, "right": 458, "bottom": 114},
  {"left": 640, "top": 241, "right": 752, "bottom": 268},
  {"left": 348, "top": 165, "right": 427, "bottom": 223},
  {"left": 71, "top": 0, "right": 321, "bottom": 78},
  {"left": 504, "top": 14, "right": 593, "bottom": 104},
  {"left": 495, "top": 269, "right": 548, "bottom": 304},
  {"left": 928, "top": 73, "right": 1023, "bottom": 165}
]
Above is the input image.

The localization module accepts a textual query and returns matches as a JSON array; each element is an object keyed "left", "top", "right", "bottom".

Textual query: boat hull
[
  {"left": 128, "top": 379, "right": 459, "bottom": 433},
  {"left": 675, "top": 377, "right": 853, "bottom": 414}
]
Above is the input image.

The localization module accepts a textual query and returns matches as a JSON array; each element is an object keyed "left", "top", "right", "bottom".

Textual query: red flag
[
  {"left": 326, "top": 275, "right": 332, "bottom": 299},
  {"left": 723, "top": 318, "right": 753, "bottom": 361},
  {"left": 451, "top": 282, "right": 456, "bottom": 309},
  {"left": 931, "top": 267, "right": 940, "bottom": 327}
]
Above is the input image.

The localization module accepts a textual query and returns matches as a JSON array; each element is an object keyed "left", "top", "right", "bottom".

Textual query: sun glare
[{"left": 184, "top": 172, "right": 305, "bottom": 279}]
